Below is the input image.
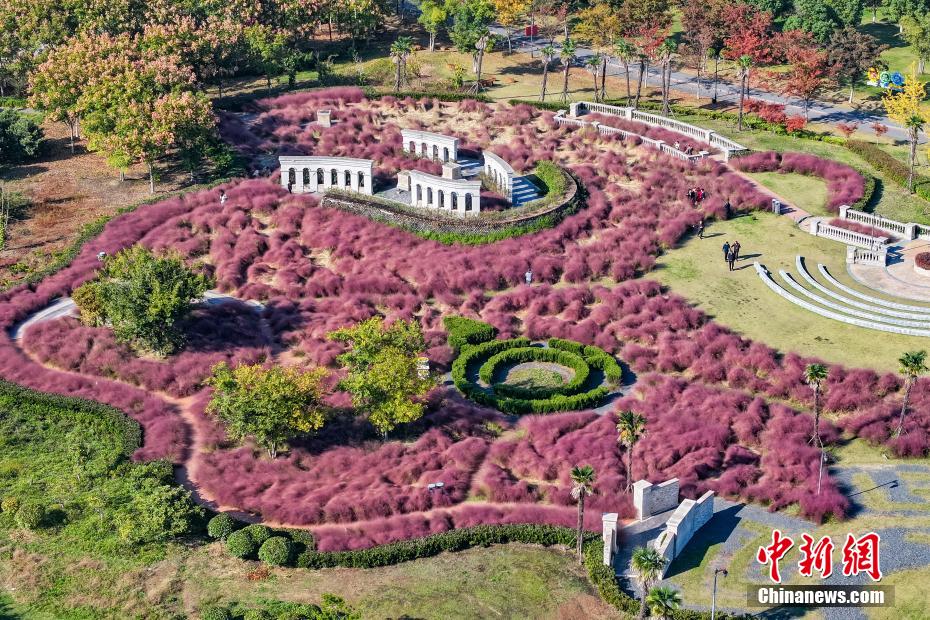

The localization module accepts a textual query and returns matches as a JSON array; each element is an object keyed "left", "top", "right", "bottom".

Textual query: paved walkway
[{"left": 848, "top": 239, "right": 930, "bottom": 303}]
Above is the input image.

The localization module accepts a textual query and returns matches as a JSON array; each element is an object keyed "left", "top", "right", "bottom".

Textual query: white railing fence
[
  {"left": 555, "top": 112, "right": 708, "bottom": 162},
  {"left": 811, "top": 219, "right": 889, "bottom": 250},
  {"left": 568, "top": 101, "right": 750, "bottom": 161},
  {"left": 839, "top": 205, "right": 916, "bottom": 240}
]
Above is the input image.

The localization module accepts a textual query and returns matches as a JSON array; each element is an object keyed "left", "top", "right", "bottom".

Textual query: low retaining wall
[
  {"left": 654, "top": 491, "right": 715, "bottom": 576},
  {"left": 320, "top": 167, "right": 580, "bottom": 237},
  {"left": 846, "top": 245, "right": 888, "bottom": 266}
]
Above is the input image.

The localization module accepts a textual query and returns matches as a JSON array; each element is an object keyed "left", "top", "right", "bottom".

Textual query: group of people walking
[
  {"left": 687, "top": 187, "right": 706, "bottom": 205},
  {"left": 722, "top": 240, "right": 742, "bottom": 271}
]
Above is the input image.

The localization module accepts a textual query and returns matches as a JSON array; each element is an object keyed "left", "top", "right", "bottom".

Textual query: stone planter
[{"left": 915, "top": 252, "right": 930, "bottom": 277}]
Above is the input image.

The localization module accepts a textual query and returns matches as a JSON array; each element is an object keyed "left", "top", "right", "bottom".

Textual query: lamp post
[{"left": 711, "top": 567, "right": 728, "bottom": 620}]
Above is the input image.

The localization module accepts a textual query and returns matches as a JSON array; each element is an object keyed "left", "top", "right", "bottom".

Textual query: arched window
[
  {"left": 465, "top": 193, "right": 473, "bottom": 211},
  {"left": 317, "top": 168, "right": 324, "bottom": 184},
  {"left": 344, "top": 169, "right": 351, "bottom": 186},
  {"left": 437, "top": 189, "right": 444, "bottom": 208},
  {"left": 427, "top": 187, "right": 433, "bottom": 205},
  {"left": 421, "top": 142, "right": 427, "bottom": 156},
  {"left": 451, "top": 193, "right": 458, "bottom": 210},
  {"left": 287, "top": 168, "right": 296, "bottom": 188},
  {"left": 409, "top": 140, "right": 416, "bottom": 153},
  {"left": 358, "top": 171, "right": 365, "bottom": 190},
  {"left": 416, "top": 184, "right": 422, "bottom": 203},
  {"left": 330, "top": 169, "right": 338, "bottom": 185},
  {"left": 302, "top": 168, "right": 310, "bottom": 187},
  {"left": 443, "top": 147, "right": 449, "bottom": 162},
  {"left": 432, "top": 145, "right": 439, "bottom": 161}
]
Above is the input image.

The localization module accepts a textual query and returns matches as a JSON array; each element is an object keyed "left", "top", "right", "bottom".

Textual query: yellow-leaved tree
[
  {"left": 493, "top": 0, "right": 529, "bottom": 55},
  {"left": 883, "top": 65, "right": 928, "bottom": 193}
]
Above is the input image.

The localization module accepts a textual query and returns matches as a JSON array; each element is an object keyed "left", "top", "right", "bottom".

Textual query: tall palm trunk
[
  {"left": 908, "top": 128, "right": 918, "bottom": 192},
  {"left": 639, "top": 585, "right": 649, "bottom": 619},
  {"left": 634, "top": 59, "right": 647, "bottom": 108},
  {"left": 599, "top": 55, "right": 607, "bottom": 101},
  {"left": 625, "top": 446, "right": 633, "bottom": 492},
  {"left": 738, "top": 71, "right": 748, "bottom": 130},
  {"left": 562, "top": 61, "right": 570, "bottom": 102},
  {"left": 661, "top": 59, "right": 671, "bottom": 115},
  {"left": 623, "top": 60, "right": 631, "bottom": 105},
  {"left": 575, "top": 492, "right": 585, "bottom": 563},
  {"left": 393, "top": 58, "right": 401, "bottom": 91},
  {"left": 897, "top": 378, "right": 914, "bottom": 435},
  {"left": 540, "top": 65, "right": 549, "bottom": 101},
  {"left": 812, "top": 386, "right": 822, "bottom": 445}
]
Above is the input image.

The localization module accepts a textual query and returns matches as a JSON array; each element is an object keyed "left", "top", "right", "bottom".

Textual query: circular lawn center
[{"left": 503, "top": 362, "right": 574, "bottom": 391}]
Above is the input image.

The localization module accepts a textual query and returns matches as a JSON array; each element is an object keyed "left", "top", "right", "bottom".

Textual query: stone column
[
  {"left": 602, "top": 513, "right": 619, "bottom": 566},
  {"left": 295, "top": 168, "right": 305, "bottom": 193},
  {"left": 281, "top": 167, "right": 290, "bottom": 191},
  {"left": 349, "top": 169, "right": 359, "bottom": 192}
]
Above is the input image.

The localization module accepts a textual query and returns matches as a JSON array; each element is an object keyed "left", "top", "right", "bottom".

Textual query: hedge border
[
  {"left": 451, "top": 337, "right": 617, "bottom": 414},
  {"left": 442, "top": 315, "right": 498, "bottom": 353},
  {"left": 846, "top": 139, "right": 930, "bottom": 205},
  {"left": 479, "top": 346, "right": 590, "bottom": 399}
]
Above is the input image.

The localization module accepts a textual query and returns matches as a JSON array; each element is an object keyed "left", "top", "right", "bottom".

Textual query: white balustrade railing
[
  {"left": 555, "top": 113, "right": 707, "bottom": 162},
  {"left": 568, "top": 101, "right": 749, "bottom": 161},
  {"left": 846, "top": 246, "right": 888, "bottom": 266},
  {"left": 811, "top": 219, "right": 888, "bottom": 250},
  {"left": 839, "top": 205, "right": 917, "bottom": 240}
]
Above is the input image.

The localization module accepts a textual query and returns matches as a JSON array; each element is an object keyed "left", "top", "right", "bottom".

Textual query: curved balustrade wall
[{"left": 280, "top": 156, "right": 374, "bottom": 195}]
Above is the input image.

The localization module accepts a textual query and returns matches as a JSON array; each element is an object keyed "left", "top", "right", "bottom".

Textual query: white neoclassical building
[
  {"left": 408, "top": 169, "right": 481, "bottom": 214},
  {"left": 401, "top": 129, "right": 459, "bottom": 163},
  {"left": 482, "top": 151, "right": 515, "bottom": 203},
  {"left": 279, "top": 156, "right": 374, "bottom": 194}
]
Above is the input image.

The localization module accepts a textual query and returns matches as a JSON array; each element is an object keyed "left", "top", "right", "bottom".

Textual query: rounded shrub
[
  {"left": 916, "top": 252, "right": 930, "bottom": 271},
  {"left": 15, "top": 502, "right": 44, "bottom": 530},
  {"left": 226, "top": 529, "right": 258, "bottom": 559},
  {"left": 258, "top": 536, "right": 293, "bottom": 566},
  {"left": 1, "top": 496, "right": 19, "bottom": 514},
  {"left": 199, "top": 606, "right": 232, "bottom": 620},
  {"left": 242, "top": 610, "right": 272, "bottom": 620},
  {"left": 207, "top": 513, "right": 237, "bottom": 540},
  {"left": 242, "top": 523, "right": 272, "bottom": 546}
]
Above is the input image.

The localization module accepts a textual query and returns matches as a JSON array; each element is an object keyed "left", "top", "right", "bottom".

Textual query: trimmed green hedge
[
  {"left": 296, "top": 524, "right": 582, "bottom": 569},
  {"left": 846, "top": 140, "right": 930, "bottom": 203},
  {"left": 372, "top": 89, "right": 493, "bottom": 103},
  {"left": 479, "top": 346, "right": 590, "bottom": 399},
  {"left": 443, "top": 316, "right": 497, "bottom": 353},
  {"left": 258, "top": 536, "right": 294, "bottom": 566},
  {"left": 452, "top": 337, "right": 617, "bottom": 413}
]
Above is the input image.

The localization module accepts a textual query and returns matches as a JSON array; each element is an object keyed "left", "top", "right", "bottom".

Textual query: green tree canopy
[
  {"left": 207, "top": 362, "right": 329, "bottom": 458},
  {"left": 85, "top": 244, "right": 212, "bottom": 354},
  {"left": 329, "top": 317, "right": 434, "bottom": 437}
]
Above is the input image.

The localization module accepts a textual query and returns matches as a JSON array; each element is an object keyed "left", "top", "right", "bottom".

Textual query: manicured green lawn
[
  {"left": 745, "top": 172, "right": 831, "bottom": 217},
  {"left": 653, "top": 211, "right": 930, "bottom": 372},
  {"left": 506, "top": 366, "right": 566, "bottom": 390}
]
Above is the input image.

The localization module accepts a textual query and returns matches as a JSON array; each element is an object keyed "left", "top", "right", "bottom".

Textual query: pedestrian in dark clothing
[
  {"left": 698, "top": 187, "right": 705, "bottom": 202},
  {"left": 724, "top": 200, "right": 732, "bottom": 219},
  {"left": 722, "top": 241, "right": 731, "bottom": 263},
  {"left": 688, "top": 188, "right": 696, "bottom": 204},
  {"left": 697, "top": 219, "right": 705, "bottom": 239},
  {"left": 732, "top": 240, "right": 741, "bottom": 261},
  {"left": 727, "top": 249, "right": 736, "bottom": 271}
]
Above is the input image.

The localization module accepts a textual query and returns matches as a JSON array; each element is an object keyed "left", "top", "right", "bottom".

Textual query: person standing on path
[
  {"left": 727, "top": 248, "right": 736, "bottom": 271},
  {"left": 724, "top": 200, "right": 732, "bottom": 219},
  {"left": 722, "top": 241, "right": 731, "bottom": 263},
  {"left": 697, "top": 219, "right": 705, "bottom": 239},
  {"left": 732, "top": 240, "right": 741, "bottom": 261}
]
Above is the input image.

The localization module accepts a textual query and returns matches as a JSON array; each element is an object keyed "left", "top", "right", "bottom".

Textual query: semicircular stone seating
[
  {"left": 817, "top": 263, "right": 930, "bottom": 313},
  {"left": 754, "top": 262, "right": 930, "bottom": 338},
  {"left": 794, "top": 257, "right": 930, "bottom": 321}
]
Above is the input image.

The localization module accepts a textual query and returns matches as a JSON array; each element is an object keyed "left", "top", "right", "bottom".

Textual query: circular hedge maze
[{"left": 447, "top": 317, "right": 622, "bottom": 414}]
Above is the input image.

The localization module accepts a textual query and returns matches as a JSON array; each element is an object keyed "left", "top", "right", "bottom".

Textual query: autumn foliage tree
[
  {"left": 827, "top": 26, "right": 887, "bottom": 103},
  {"left": 883, "top": 66, "right": 928, "bottom": 192},
  {"left": 723, "top": 3, "right": 775, "bottom": 129},
  {"left": 780, "top": 32, "right": 832, "bottom": 120}
]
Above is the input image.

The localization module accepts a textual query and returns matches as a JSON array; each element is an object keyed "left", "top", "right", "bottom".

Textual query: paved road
[{"left": 489, "top": 29, "right": 926, "bottom": 145}]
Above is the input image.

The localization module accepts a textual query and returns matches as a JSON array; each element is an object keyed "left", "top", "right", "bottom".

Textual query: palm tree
[
  {"left": 633, "top": 48, "right": 649, "bottom": 109},
  {"left": 617, "top": 410, "right": 647, "bottom": 492},
  {"left": 540, "top": 45, "right": 556, "bottom": 101},
  {"left": 904, "top": 114, "right": 925, "bottom": 193},
  {"left": 560, "top": 38, "right": 577, "bottom": 103},
  {"left": 614, "top": 39, "right": 636, "bottom": 105},
  {"left": 390, "top": 36, "right": 414, "bottom": 92},
  {"left": 736, "top": 54, "right": 753, "bottom": 131},
  {"left": 896, "top": 350, "right": 928, "bottom": 436},
  {"left": 658, "top": 39, "right": 677, "bottom": 116},
  {"left": 646, "top": 586, "right": 682, "bottom": 619},
  {"left": 805, "top": 363, "right": 829, "bottom": 446},
  {"left": 570, "top": 464, "right": 596, "bottom": 563},
  {"left": 585, "top": 54, "right": 602, "bottom": 101},
  {"left": 631, "top": 546, "right": 667, "bottom": 620}
]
